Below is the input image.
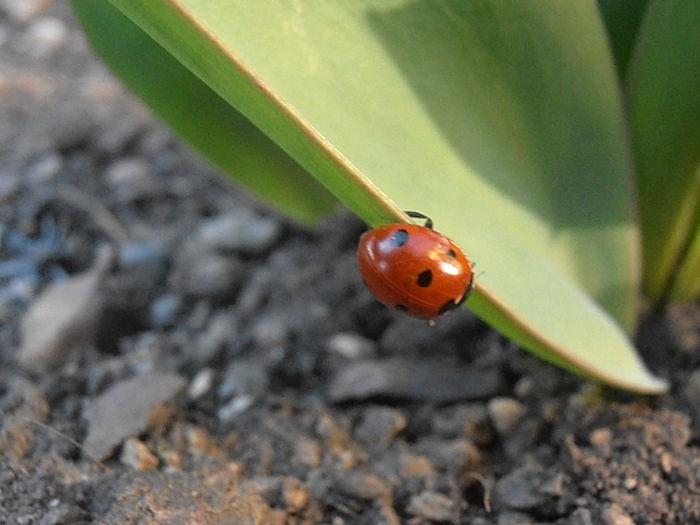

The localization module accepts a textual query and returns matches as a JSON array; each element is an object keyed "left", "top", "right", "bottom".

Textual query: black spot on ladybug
[
  {"left": 417, "top": 269, "right": 433, "bottom": 287},
  {"left": 395, "top": 304, "right": 409, "bottom": 312},
  {"left": 447, "top": 248, "right": 457, "bottom": 258},
  {"left": 438, "top": 298, "right": 460, "bottom": 315},
  {"left": 390, "top": 229, "right": 409, "bottom": 248}
]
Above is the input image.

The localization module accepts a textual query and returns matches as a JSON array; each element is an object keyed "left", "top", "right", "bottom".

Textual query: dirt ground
[{"left": 2, "top": 3, "right": 700, "bottom": 524}]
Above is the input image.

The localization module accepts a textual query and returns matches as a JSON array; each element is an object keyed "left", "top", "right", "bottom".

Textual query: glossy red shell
[{"left": 357, "top": 223, "right": 474, "bottom": 320}]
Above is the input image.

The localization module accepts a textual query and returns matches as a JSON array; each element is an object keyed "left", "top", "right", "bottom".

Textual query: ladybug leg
[{"left": 405, "top": 211, "right": 433, "bottom": 230}]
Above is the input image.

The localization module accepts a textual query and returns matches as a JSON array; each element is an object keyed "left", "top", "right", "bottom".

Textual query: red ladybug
[{"left": 357, "top": 211, "right": 474, "bottom": 320}]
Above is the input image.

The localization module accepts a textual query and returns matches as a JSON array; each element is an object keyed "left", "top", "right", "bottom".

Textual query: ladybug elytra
[{"left": 357, "top": 211, "right": 474, "bottom": 320}]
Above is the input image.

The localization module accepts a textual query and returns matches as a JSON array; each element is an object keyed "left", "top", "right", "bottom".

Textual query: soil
[{"left": 2, "top": 3, "right": 700, "bottom": 524}]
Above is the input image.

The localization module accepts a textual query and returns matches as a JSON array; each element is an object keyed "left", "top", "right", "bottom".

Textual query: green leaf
[
  {"left": 70, "top": 0, "right": 338, "bottom": 225},
  {"left": 84, "top": 0, "right": 666, "bottom": 393},
  {"left": 671, "top": 220, "right": 700, "bottom": 301},
  {"left": 627, "top": 0, "right": 700, "bottom": 302},
  {"left": 597, "top": 0, "right": 649, "bottom": 74}
]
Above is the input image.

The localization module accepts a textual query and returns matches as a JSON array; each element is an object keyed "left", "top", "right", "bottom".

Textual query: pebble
[
  {"left": 431, "top": 403, "right": 493, "bottom": 446},
  {"left": 407, "top": 491, "right": 456, "bottom": 522},
  {"left": 413, "top": 437, "right": 481, "bottom": 472},
  {"left": 83, "top": 372, "right": 185, "bottom": 460},
  {"left": 399, "top": 452, "right": 435, "bottom": 479},
  {"left": 0, "top": 172, "right": 20, "bottom": 202},
  {"left": 488, "top": 397, "right": 526, "bottom": 436},
  {"left": 25, "top": 152, "right": 62, "bottom": 182},
  {"left": 149, "top": 293, "right": 182, "bottom": 328},
  {"left": 327, "top": 358, "right": 502, "bottom": 403},
  {"left": 494, "top": 466, "right": 546, "bottom": 510},
  {"left": 589, "top": 427, "right": 613, "bottom": 456},
  {"left": 333, "top": 470, "right": 391, "bottom": 501},
  {"left": 105, "top": 158, "right": 159, "bottom": 201},
  {"left": 120, "top": 437, "right": 159, "bottom": 471},
  {"left": 325, "top": 332, "right": 376, "bottom": 360},
  {"left": 601, "top": 503, "right": 635, "bottom": 525},
  {"left": 217, "top": 394, "right": 255, "bottom": 422},
  {"left": 353, "top": 406, "right": 406, "bottom": 446},
  {"left": 118, "top": 241, "right": 169, "bottom": 289},
  {"left": 195, "top": 211, "right": 281, "bottom": 255},
  {"left": 188, "top": 368, "right": 214, "bottom": 400},
  {"left": 17, "top": 246, "right": 112, "bottom": 370},
  {"left": 293, "top": 437, "right": 322, "bottom": 468},
  {"left": 281, "top": 477, "right": 309, "bottom": 514},
  {"left": 569, "top": 507, "right": 595, "bottom": 525},
  {"left": 192, "top": 311, "right": 236, "bottom": 364},
  {"left": 218, "top": 357, "right": 269, "bottom": 399},
  {"left": 169, "top": 248, "right": 244, "bottom": 300},
  {"left": 251, "top": 315, "right": 290, "bottom": 349},
  {"left": 19, "top": 16, "right": 67, "bottom": 57}
]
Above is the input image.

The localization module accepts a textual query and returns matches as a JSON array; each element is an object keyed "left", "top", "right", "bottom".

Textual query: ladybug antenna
[{"left": 405, "top": 211, "right": 433, "bottom": 230}]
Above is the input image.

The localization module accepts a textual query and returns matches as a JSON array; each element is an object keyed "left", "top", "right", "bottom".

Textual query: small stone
[
  {"left": 333, "top": 470, "right": 391, "bottom": 501},
  {"left": 196, "top": 211, "right": 281, "bottom": 255},
  {"left": 118, "top": 242, "right": 168, "bottom": 283},
  {"left": 354, "top": 406, "right": 406, "bottom": 446},
  {"left": 21, "top": 16, "right": 67, "bottom": 57},
  {"left": 327, "top": 358, "right": 502, "bottom": 403},
  {"left": 185, "top": 426, "right": 222, "bottom": 458},
  {"left": 192, "top": 311, "right": 236, "bottom": 364},
  {"left": 495, "top": 466, "right": 546, "bottom": 510},
  {"left": 160, "top": 449, "right": 182, "bottom": 470},
  {"left": 407, "top": 491, "right": 455, "bottom": 522},
  {"left": 251, "top": 315, "right": 290, "bottom": 349},
  {"left": 399, "top": 452, "right": 435, "bottom": 479},
  {"left": 294, "top": 437, "right": 322, "bottom": 467},
  {"left": 659, "top": 451, "right": 673, "bottom": 474},
  {"left": 488, "top": 397, "right": 525, "bottom": 436},
  {"left": 413, "top": 437, "right": 480, "bottom": 472},
  {"left": 432, "top": 404, "right": 493, "bottom": 446},
  {"left": 325, "top": 332, "right": 376, "bottom": 360},
  {"left": 569, "top": 508, "right": 595, "bottom": 525},
  {"left": 601, "top": 503, "right": 635, "bottom": 525},
  {"left": 589, "top": 427, "right": 613, "bottom": 456},
  {"left": 120, "top": 437, "right": 159, "bottom": 471},
  {"left": 282, "top": 477, "right": 309, "bottom": 514},
  {"left": 169, "top": 248, "right": 244, "bottom": 300},
  {"left": 26, "top": 152, "right": 62, "bottom": 182},
  {"left": 17, "top": 246, "right": 112, "bottom": 370},
  {"left": 219, "top": 357, "right": 269, "bottom": 399},
  {"left": 188, "top": 368, "right": 214, "bottom": 400},
  {"left": 83, "top": 372, "right": 185, "bottom": 460},
  {"left": 217, "top": 395, "right": 255, "bottom": 422},
  {"left": 540, "top": 472, "right": 566, "bottom": 497},
  {"left": 0, "top": 172, "right": 20, "bottom": 202},
  {"left": 105, "top": 158, "right": 158, "bottom": 201},
  {"left": 149, "top": 294, "right": 181, "bottom": 328}
]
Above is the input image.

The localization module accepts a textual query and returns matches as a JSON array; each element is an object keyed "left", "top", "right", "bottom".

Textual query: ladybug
[{"left": 357, "top": 211, "right": 474, "bottom": 320}]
